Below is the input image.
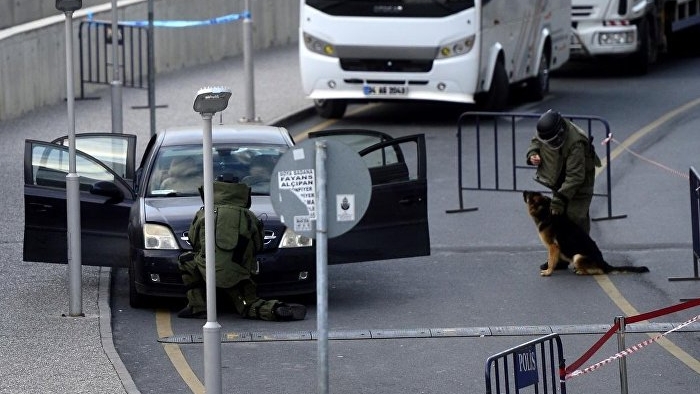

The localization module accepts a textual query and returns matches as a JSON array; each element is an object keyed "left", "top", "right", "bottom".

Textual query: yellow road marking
[
  {"left": 593, "top": 96, "right": 700, "bottom": 375},
  {"left": 156, "top": 309, "right": 205, "bottom": 394},
  {"left": 154, "top": 98, "right": 700, "bottom": 387},
  {"left": 594, "top": 276, "right": 700, "bottom": 373},
  {"left": 596, "top": 96, "right": 700, "bottom": 176},
  {"left": 294, "top": 103, "right": 380, "bottom": 141}
]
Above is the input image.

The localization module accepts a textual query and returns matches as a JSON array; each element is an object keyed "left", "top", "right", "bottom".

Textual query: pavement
[
  {"left": 0, "top": 44, "right": 311, "bottom": 394},
  {"left": 3, "top": 43, "right": 700, "bottom": 393}
]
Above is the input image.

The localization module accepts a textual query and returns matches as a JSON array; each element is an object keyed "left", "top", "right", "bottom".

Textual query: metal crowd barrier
[
  {"left": 669, "top": 166, "right": 700, "bottom": 285},
  {"left": 485, "top": 333, "right": 567, "bottom": 394},
  {"left": 78, "top": 20, "right": 148, "bottom": 99},
  {"left": 446, "top": 111, "right": 626, "bottom": 222}
]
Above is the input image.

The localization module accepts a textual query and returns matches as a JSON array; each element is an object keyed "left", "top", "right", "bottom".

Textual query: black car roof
[{"left": 159, "top": 124, "right": 294, "bottom": 146}]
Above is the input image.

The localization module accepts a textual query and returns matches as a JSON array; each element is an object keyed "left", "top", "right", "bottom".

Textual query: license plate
[{"left": 363, "top": 85, "right": 407, "bottom": 96}]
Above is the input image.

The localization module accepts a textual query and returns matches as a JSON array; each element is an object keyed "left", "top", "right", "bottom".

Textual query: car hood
[{"left": 144, "top": 195, "right": 280, "bottom": 235}]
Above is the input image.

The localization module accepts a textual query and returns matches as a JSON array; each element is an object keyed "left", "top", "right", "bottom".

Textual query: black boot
[
  {"left": 273, "top": 303, "right": 307, "bottom": 321},
  {"left": 177, "top": 306, "right": 207, "bottom": 319}
]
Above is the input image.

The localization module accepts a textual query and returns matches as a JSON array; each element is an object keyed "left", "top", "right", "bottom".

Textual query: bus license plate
[{"left": 363, "top": 85, "right": 407, "bottom": 96}]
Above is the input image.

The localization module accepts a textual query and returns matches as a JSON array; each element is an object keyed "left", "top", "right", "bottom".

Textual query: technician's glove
[
  {"left": 550, "top": 197, "right": 566, "bottom": 216},
  {"left": 178, "top": 251, "right": 195, "bottom": 264}
]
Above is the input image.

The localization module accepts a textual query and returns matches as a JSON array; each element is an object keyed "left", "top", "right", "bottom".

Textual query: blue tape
[{"left": 113, "top": 11, "right": 250, "bottom": 28}]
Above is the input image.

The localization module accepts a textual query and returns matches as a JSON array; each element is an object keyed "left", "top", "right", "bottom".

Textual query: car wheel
[
  {"left": 476, "top": 60, "right": 509, "bottom": 111},
  {"left": 314, "top": 99, "right": 347, "bottom": 119},
  {"left": 129, "top": 258, "right": 149, "bottom": 308},
  {"left": 525, "top": 49, "right": 550, "bottom": 101}
]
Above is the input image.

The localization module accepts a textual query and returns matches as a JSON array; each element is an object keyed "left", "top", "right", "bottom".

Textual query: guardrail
[
  {"left": 485, "top": 333, "right": 567, "bottom": 394},
  {"left": 446, "top": 111, "right": 626, "bottom": 222},
  {"left": 564, "top": 299, "right": 700, "bottom": 393},
  {"left": 669, "top": 166, "right": 700, "bottom": 286},
  {"left": 485, "top": 299, "right": 700, "bottom": 394},
  {"left": 78, "top": 20, "right": 148, "bottom": 99}
]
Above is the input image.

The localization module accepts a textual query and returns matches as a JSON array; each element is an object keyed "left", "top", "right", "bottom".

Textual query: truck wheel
[
  {"left": 314, "top": 99, "right": 347, "bottom": 119},
  {"left": 525, "top": 50, "right": 550, "bottom": 101},
  {"left": 476, "top": 61, "right": 509, "bottom": 111},
  {"left": 630, "top": 18, "right": 657, "bottom": 75}
]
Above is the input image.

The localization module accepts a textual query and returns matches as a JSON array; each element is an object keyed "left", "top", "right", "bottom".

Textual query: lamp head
[
  {"left": 193, "top": 86, "right": 232, "bottom": 115},
  {"left": 56, "top": 0, "right": 82, "bottom": 12}
]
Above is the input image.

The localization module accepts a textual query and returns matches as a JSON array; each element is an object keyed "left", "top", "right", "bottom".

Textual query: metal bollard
[{"left": 615, "top": 316, "right": 629, "bottom": 394}]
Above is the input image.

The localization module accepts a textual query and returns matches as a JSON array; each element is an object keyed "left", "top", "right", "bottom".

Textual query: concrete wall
[
  {"left": 0, "top": 0, "right": 106, "bottom": 29},
  {"left": 0, "top": 0, "right": 300, "bottom": 121}
]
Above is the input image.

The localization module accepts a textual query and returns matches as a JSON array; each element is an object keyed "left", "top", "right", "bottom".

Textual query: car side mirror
[{"left": 90, "top": 180, "right": 124, "bottom": 203}]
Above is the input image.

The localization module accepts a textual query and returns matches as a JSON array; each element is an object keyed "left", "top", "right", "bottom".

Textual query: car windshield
[{"left": 147, "top": 143, "right": 287, "bottom": 197}]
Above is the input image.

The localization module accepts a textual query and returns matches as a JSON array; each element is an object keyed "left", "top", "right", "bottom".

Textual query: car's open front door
[
  {"left": 23, "top": 134, "right": 136, "bottom": 268},
  {"left": 307, "top": 129, "right": 430, "bottom": 263},
  {"left": 51, "top": 133, "right": 137, "bottom": 181}
]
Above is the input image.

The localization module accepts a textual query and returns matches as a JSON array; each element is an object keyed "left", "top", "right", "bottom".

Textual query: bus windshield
[{"left": 305, "top": 0, "right": 475, "bottom": 17}]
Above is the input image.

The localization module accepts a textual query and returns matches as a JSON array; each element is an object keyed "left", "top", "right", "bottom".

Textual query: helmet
[{"left": 536, "top": 110, "right": 566, "bottom": 148}]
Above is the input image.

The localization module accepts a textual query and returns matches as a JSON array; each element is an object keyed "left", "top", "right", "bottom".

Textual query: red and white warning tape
[
  {"left": 565, "top": 314, "right": 700, "bottom": 379},
  {"left": 602, "top": 133, "right": 689, "bottom": 180}
]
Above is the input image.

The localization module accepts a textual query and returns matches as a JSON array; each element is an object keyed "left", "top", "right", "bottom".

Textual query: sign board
[
  {"left": 270, "top": 138, "right": 371, "bottom": 239},
  {"left": 515, "top": 345, "right": 538, "bottom": 389}
]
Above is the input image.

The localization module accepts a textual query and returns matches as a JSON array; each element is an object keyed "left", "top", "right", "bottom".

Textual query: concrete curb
[
  {"left": 267, "top": 105, "right": 316, "bottom": 128},
  {"left": 99, "top": 267, "right": 141, "bottom": 394}
]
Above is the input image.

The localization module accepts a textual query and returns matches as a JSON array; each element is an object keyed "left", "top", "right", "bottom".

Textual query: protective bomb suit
[
  {"left": 526, "top": 110, "right": 602, "bottom": 234},
  {"left": 178, "top": 179, "right": 305, "bottom": 321}
]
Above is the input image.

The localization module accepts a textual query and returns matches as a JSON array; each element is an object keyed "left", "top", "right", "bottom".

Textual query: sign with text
[
  {"left": 270, "top": 138, "right": 371, "bottom": 239},
  {"left": 277, "top": 168, "right": 316, "bottom": 220},
  {"left": 515, "top": 345, "right": 538, "bottom": 389}
]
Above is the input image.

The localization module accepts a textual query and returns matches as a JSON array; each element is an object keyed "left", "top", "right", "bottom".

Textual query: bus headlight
[
  {"left": 437, "top": 35, "right": 475, "bottom": 59},
  {"left": 279, "top": 228, "right": 313, "bottom": 248},
  {"left": 143, "top": 223, "right": 179, "bottom": 250},
  {"left": 598, "top": 31, "right": 635, "bottom": 45},
  {"left": 303, "top": 32, "right": 337, "bottom": 57}
]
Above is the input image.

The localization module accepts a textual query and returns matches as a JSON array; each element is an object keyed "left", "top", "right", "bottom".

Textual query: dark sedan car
[{"left": 23, "top": 125, "right": 429, "bottom": 307}]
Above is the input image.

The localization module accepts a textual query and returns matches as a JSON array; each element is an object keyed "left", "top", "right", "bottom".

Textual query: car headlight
[
  {"left": 143, "top": 223, "right": 179, "bottom": 250},
  {"left": 278, "top": 228, "right": 313, "bottom": 248},
  {"left": 303, "top": 32, "right": 337, "bottom": 57},
  {"left": 436, "top": 35, "right": 475, "bottom": 59}
]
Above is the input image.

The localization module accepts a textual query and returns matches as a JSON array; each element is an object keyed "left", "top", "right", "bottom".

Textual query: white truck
[
  {"left": 299, "top": 0, "right": 571, "bottom": 118},
  {"left": 571, "top": 0, "right": 700, "bottom": 73}
]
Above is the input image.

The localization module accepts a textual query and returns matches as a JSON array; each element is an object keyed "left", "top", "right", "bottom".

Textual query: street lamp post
[
  {"left": 56, "top": 0, "right": 84, "bottom": 318},
  {"left": 193, "top": 86, "right": 232, "bottom": 394},
  {"left": 239, "top": 0, "right": 260, "bottom": 123},
  {"left": 110, "top": 0, "right": 123, "bottom": 133}
]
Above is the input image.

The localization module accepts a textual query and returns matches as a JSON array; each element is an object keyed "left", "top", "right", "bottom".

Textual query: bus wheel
[
  {"left": 629, "top": 18, "right": 656, "bottom": 75},
  {"left": 476, "top": 61, "right": 508, "bottom": 111},
  {"left": 525, "top": 50, "right": 550, "bottom": 101},
  {"left": 314, "top": 99, "right": 347, "bottom": 119}
]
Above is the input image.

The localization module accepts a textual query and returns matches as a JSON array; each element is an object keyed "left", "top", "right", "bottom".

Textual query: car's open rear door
[
  {"left": 308, "top": 129, "right": 430, "bottom": 263},
  {"left": 23, "top": 134, "right": 136, "bottom": 267}
]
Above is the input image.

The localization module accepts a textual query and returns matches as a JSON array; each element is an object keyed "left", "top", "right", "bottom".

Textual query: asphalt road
[{"left": 109, "top": 51, "right": 700, "bottom": 393}]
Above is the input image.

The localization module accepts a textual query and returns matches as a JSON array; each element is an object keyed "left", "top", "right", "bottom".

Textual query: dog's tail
[{"left": 603, "top": 262, "right": 650, "bottom": 274}]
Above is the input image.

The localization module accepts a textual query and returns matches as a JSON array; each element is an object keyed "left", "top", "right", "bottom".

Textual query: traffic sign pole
[
  {"left": 270, "top": 138, "right": 371, "bottom": 394},
  {"left": 315, "top": 141, "right": 329, "bottom": 394}
]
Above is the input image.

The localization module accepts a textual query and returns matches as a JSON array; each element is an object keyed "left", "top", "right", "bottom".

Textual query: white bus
[{"left": 299, "top": 0, "right": 572, "bottom": 118}]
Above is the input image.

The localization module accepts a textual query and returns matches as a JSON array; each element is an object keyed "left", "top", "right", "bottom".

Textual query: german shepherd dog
[{"left": 523, "top": 191, "right": 650, "bottom": 276}]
